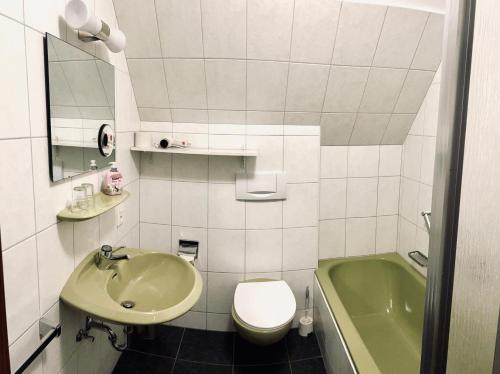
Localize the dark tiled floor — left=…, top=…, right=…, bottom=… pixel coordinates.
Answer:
left=113, top=326, right=326, bottom=374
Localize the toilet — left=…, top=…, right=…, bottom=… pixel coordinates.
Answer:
left=232, top=279, right=296, bottom=346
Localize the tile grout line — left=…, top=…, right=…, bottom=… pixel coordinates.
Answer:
left=170, top=327, right=186, bottom=374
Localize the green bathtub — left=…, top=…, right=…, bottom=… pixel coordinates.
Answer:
left=315, top=253, right=426, bottom=374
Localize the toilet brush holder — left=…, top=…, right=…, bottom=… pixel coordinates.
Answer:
left=299, top=286, right=313, bottom=337
left=299, top=315, right=313, bottom=337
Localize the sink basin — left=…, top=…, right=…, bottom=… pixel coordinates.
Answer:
left=60, top=248, right=203, bottom=325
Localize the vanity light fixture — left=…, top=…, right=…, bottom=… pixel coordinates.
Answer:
left=65, top=0, right=126, bottom=53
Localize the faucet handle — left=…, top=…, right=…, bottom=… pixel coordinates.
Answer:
left=100, top=245, right=112, bottom=257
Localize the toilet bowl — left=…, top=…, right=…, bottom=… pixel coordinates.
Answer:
left=232, top=279, right=296, bottom=346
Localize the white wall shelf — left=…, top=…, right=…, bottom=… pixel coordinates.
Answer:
left=130, top=146, right=258, bottom=157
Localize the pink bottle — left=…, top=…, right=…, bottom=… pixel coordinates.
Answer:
left=102, top=162, right=124, bottom=195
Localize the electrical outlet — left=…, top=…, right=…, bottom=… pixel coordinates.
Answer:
left=116, top=206, right=125, bottom=228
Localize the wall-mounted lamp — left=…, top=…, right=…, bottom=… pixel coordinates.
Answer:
left=65, top=0, right=126, bottom=53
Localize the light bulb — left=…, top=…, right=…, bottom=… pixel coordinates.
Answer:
left=65, top=0, right=101, bottom=35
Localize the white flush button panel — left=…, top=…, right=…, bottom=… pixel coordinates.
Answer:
left=236, top=172, right=287, bottom=201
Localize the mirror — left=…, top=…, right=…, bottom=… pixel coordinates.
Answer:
left=44, top=33, right=115, bottom=182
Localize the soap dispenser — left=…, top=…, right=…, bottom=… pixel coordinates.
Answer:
left=102, top=162, right=124, bottom=196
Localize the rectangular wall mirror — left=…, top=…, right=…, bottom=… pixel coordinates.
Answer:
left=44, top=33, right=116, bottom=182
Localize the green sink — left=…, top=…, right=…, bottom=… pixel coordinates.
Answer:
left=60, top=248, right=203, bottom=325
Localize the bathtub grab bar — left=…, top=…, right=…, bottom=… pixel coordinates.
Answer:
left=408, top=250, right=428, bottom=267
left=421, top=211, right=431, bottom=232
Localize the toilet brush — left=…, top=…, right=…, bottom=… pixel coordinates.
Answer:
left=298, top=287, right=314, bottom=337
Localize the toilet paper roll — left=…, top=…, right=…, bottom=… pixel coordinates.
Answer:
left=298, top=316, right=313, bottom=337
left=134, top=132, right=151, bottom=148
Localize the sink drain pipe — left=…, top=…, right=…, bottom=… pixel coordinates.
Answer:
left=76, top=316, right=130, bottom=352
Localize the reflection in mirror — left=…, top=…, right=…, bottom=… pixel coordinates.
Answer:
left=45, top=33, right=115, bottom=182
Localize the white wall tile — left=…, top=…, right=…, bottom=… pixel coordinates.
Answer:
left=246, top=201, right=283, bottom=229
left=394, top=70, right=435, bottom=114
left=9, top=323, right=40, bottom=373
left=420, top=136, right=436, bottom=185
left=171, top=226, right=208, bottom=271
left=247, top=0, right=294, bottom=61
left=323, top=66, right=370, bottom=112
left=284, top=112, right=321, bottom=127
left=0, top=0, right=23, bottom=21
left=208, top=229, right=245, bottom=272
left=201, top=0, right=246, bottom=59
left=283, top=227, right=318, bottom=270
left=412, top=13, right=445, bottom=71
left=208, top=184, right=245, bottom=229
left=373, top=7, right=428, bottom=68
left=350, top=114, right=391, bottom=145
left=346, top=177, right=378, bottom=217
left=25, top=29, right=47, bottom=138
left=245, top=229, right=283, bottom=273
left=0, top=139, right=36, bottom=248
left=247, top=61, right=288, bottom=111
left=332, top=2, right=387, bottom=66
left=0, top=17, right=29, bottom=139
left=379, top=145, right=402, bottom=176
left=320, top=179, right=346, bottom=220
left=285, top=63, right=330, bottom=112
left=319, top=219, right=345, bottom=259
left=345, top=217, right=376, bottom=256
left=170, top=311, right=207, bottom=330
left=74, top=218, right=100, bottom=265
left=173, top=154, right=208, bottom=182
left=417, top=183, right=432, bottom=230
left=37, top=222, right=74, bottom=314
left=24, top=0, right=65, bottom=37
left=113, top=0, right=162, bottom=58
left=377, top=176, right=400, bottom=216
left=4, top=237, right=39, bottom=345
left=376, top=215, right=398, bottom=252
left=155, top=0, right=203, bottom=58
left=140, top=223, right=172, bottom=253
left=359, top=68, right=407, bottom=113
left=284, top=136, right=320, bottom=183
left=290, top=0, right=341, bottom=64
left=283, top=183, right=319, bottom=227
left=245, top=135, right=284, bottom=173
left=208, top=156, right=241, bottom=183
left=282, top=269, right=315, bottom=310
left=347, top=146, right=379, bottom=177
left=398, top=217, right=416, bottom=254
left=172, top=181, right=208, bottom=227
left=207, top=272, right=243, bottom=313
left=164, top=59, right=207, bottom=109
left=172, top=109, right=209, bottom=124
left=320, top=113, right=356, bottom=146
left=247, top=111, right=284, bottom=126
left=205, top=59, right=246, bottom=110
left=402, top=135, right=423, bottom=180
left=128, top=59, right=170, bottom=108
left=320, top=146, right=348, bottom=179
left=399, top=177, right=419, bottom=224
left=382, top=114, right=416, bottom=145
left=140, top=179, right=172, bottom=224
left=424, top=83, right=440, bottom=137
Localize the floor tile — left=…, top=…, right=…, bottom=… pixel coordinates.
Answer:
left=234, top=363, right=292, bottom=374
left=112, top=351, right=175, bottom=374
left=286, top=330, right=322, bottom=361
left=234, top=335, right=288, bottom=365
left=178, top=329, right=235, bottom=365
left=173, top=360, right=233, bottom=374
left=128, top=325, right=184, bottom=358
left=290, top=358, right=327, bottom=374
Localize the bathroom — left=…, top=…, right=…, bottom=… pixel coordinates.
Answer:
left=0, top=0, right=498, bottom=373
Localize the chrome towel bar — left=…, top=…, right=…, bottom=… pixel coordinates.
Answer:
left=15, top=318, right=61, bottom=374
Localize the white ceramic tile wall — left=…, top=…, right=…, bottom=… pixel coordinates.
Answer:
left=319, top=145, right=402, bottom=260
left=397, top=67, right=441, bottom=273
left=114, top=1, right=444, bottom=146
left=139, top=124, right=320, bottom=331
left=0, top=1, right=141, bottom=372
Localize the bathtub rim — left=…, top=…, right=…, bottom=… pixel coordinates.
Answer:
left=315, top=252, right=426, bottom=374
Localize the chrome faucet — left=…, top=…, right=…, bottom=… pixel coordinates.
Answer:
left=94, top=245, right=129, bottom=270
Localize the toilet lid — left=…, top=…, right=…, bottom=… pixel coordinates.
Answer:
left=234, top=281, right=296, bottom=329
